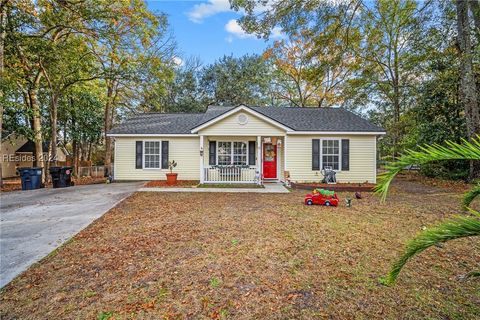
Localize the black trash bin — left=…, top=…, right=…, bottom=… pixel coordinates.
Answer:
left=18, top=167, right=43, bottom=190
left=49, top=166, right=73, bottom=188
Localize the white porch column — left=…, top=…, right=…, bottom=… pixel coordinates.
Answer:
left=257, top=136, right=261, bottom=184
left=199, top=135, right=204, bottom=183
left=284, top=135, right=288, bottom=172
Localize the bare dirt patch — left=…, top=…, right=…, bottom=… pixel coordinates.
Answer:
left=0, top=179, right=478, bottom=319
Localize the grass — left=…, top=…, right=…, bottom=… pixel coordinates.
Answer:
left=0, top=176, right=478, bottom=319
left=197, top=183, right=264, bottom=188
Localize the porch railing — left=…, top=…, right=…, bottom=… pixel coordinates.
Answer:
left=203, top=166, right=258, bottom=183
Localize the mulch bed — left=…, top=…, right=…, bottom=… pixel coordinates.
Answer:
left=0, top=177, right=105, bottom=192
left=397, top=171, right=473, bottom=192
left=74, top=176, right=106, bottom=186
left=291, top=182, right=376, bottom=192
left=0, top=179, right=22, bottom=192
left=143, top=180, right=200, bottom=188
left=0, top=179, right=479, bottom=319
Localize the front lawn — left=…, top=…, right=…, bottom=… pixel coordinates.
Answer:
left=1, top=178, right=478, bottom=319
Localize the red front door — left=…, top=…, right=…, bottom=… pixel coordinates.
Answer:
left=263, top=143, right=277, bottom=179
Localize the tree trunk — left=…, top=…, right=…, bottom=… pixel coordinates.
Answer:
left=103, top=81, right=114, bottom=167
left=456, top=0, right=480, bottom=179
left=50, top=93, right=58, bottom=166
left=87, top=142, right=92, bottom=161
left=0, top=1, right=7, bottom=187
left=73, top=139, right=79, bottom=177
left=29, top=83, right=45, bottom=181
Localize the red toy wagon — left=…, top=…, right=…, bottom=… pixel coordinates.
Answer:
left=305, top=189, right=339, bottom=207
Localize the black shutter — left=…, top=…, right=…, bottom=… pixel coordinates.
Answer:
left=135, top=141, right=143, bottom=169
left=248, top=141, right=256, bottom=165
left=341, top=139, right=350, bottom=171
left=161, top=141, right=169, bottom=169
left=209, top=141, right=216, bottom=165
left=312, top=139, right=320, bottom=170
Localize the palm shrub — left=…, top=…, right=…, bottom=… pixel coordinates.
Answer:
left=375, top=137, right=480, bottom=286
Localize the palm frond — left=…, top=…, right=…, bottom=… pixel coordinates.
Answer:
left=463, top=271, right=480, bottom=279
left=381, top=216, right=480, bottom=286
left=375, top=137, right=480, bottom=201
left=463, top=184, right=480, bottom=210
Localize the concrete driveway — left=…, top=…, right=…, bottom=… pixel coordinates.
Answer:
left=0, top=182, right=142, bottom=288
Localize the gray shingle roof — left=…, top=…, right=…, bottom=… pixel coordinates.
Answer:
left=109, top=113, right=204, bottom=134
left=109, top=106, right=384, bottom=135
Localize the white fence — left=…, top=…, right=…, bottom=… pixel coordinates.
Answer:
left=204, top=166, right=257, bottom=183
left=78, top=165, right=112, bottom=178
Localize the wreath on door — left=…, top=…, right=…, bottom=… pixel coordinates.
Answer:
left=265, top=147, right=275, bottom=160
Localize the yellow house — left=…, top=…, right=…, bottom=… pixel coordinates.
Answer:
left=108, top=105, right=385, bottom=184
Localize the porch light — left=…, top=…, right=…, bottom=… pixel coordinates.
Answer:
left=277, top=139, right=282, bottom=147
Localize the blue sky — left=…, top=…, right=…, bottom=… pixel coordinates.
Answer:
left=146, top=0, right=282, bottom=65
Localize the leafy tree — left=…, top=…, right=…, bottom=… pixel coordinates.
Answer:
left=40, top=35, right=100, bottom=164
left=411, top=46, right=468, bottom=179
left=200, top=54, right=273, bottom=106
left=159, top=57, right=206, bottom=113
left=2, top=0, right=176, bottom=176
left=375, top=137, right=480, bottom=285
left=89, top=2, right=174, bottom=166
left=263, top=29, right=359, bottom=107
left=233, top=0, right=362, bottom=108
left=455, top=0, right=480, bottom=179
left=58, top=84, right=103, bottom=170
left=3, top=0, right=53, bottom=172
left=356, top=0, right=431, bottom=158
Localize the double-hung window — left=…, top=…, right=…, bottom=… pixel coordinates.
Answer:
left=144, top=141, right=160, bottom=169
left=217, top=141, right=247, bottom=165
left=322, top=139, right=340, bottom=170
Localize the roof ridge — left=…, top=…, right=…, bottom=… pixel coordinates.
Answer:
left=132, top=112, right=205, bottom=115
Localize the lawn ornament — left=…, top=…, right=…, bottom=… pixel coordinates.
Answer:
left=305, top=188, right=339, bottom=207
left=345, top=198, right=352, bottom=207
left=355, top=192, right=362, bottom=199
left=321, top=166, right=336, bottom=184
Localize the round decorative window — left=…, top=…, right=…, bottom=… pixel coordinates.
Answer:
left=237, top=113, right=249, bottom=125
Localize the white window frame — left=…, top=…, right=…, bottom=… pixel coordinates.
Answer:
left=320, top=138, right=342, bottom=172
left=143, top=140, right=162, bottom=170
left=216, top=141, right=249, bottom=166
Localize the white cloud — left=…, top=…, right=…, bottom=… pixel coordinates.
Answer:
left=224, top=19, right=284, bottom=41
left=224, top=19, right=256, bottom=39
left=173, top=56, right=183, bottom=66
left=187, top=0, right=232, bottom=23
left=270, top=26, right=284, bottom=39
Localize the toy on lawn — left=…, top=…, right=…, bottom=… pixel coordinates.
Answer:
left=305, top=188, right=339, bottom=207
left=345, top=198, right=352, bottom=207
left=355, top=191, right=362, bottom=199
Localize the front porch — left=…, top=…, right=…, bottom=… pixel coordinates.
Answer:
left=199, top=135, right=285, bottom=184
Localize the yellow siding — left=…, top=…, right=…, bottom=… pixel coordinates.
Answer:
left=286, top=135, right=377, bottom=183
left=114, top=137, right=200, bottom=180
left=198, top=111, right=286, bottom=136
left=202, top=136, right=285, bottom=180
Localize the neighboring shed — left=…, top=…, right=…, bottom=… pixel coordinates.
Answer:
left=1, top=133, right=69, bottom=178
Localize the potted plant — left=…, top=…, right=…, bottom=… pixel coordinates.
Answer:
left=166, top=160, right=178, bottom=185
